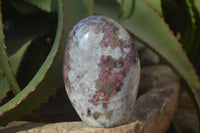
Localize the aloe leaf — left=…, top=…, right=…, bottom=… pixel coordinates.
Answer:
left=24, top=0, right=57, bottom=12
left=144, top=0, right=163, bottom=16
left=0, top=76, right=11, bottom=103
left=9, top=41, right=32, bottom=74
left=0, top=1, right=62, bottom=126
left=0, top=0, right=93, bottom=126
left=116, top=0, right=124, bottom=18
left=0, top=41, right=31, bottom=104
left=117, top=0, right=133, bottom=18
left=0, top=5, right=20, bottom=95
left=188, top=0, right=200, bottom=59
left=194, top=0, right=200, bottom=15
left=94, top=0, right=200, bottom=119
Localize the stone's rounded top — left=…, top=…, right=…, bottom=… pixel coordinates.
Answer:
left=63, top=15, right=140, bottom=128
left=68, top=15, right=131, bottom=47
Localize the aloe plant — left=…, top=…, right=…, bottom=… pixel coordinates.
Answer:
left=0, top=0, right=200, bottom=132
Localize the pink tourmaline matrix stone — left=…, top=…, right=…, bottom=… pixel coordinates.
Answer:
left=63, top=16, right=140, bottom=128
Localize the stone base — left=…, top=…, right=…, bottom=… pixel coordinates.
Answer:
left=0, top=65, right=180, bottom=133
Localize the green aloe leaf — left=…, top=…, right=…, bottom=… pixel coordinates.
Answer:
left=94, top=0, right=200, bottom=120
left=0, top=1, right=62, bottom=126
left=9, top=41, right=32, bottom=74
left=0, top=76, right=11, bottom=103
left=117, top=0, right=133, bottom=18
left=0, top=40, right=31, bottom=104
left=0, top=0, right=93, bottom=126
left=0, top=6, right=20, bottom=95
left=144, top=0, right=163, bottom=16
left=188, top=0, right=200, bottom=59
left=24, top=0, right=58, bottom=12
left=194, top=0, right=200, bottom=15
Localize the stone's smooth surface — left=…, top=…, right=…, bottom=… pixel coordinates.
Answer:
left=63, top=16, right=140, bottom=127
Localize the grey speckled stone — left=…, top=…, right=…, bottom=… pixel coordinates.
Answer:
left=63, top=16, right=140, bottom=127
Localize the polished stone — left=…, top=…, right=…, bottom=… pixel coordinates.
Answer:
left=63, top=16, right=140, bottom=127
